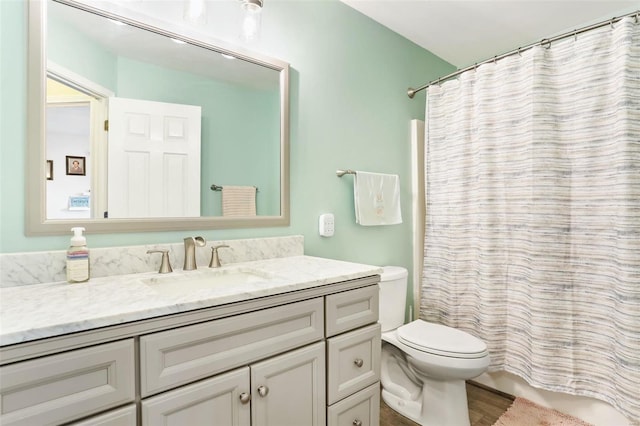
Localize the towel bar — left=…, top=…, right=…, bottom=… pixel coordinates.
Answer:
left=336, top=169, right=356, bottom=177
left=210, top=184, right=259, bottom=192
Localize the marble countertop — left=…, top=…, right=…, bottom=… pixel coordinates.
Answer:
left=0, top=255, right=382, bottom=346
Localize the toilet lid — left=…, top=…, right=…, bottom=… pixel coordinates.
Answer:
left=397, top=320, right=488, bottom=359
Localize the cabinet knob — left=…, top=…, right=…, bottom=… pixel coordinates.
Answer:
left=239, top=392, right=251, bottom=404
left=257, top=385, right=269, bottom=397
left=353, top=420, right=363, bottom=426
left=354, top=358, right=364, bottom=368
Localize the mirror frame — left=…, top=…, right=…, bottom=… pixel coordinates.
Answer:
left=27, top=0, right=290, bottom=235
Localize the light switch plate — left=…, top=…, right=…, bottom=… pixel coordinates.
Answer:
left=319, top=213, right=335, bottom=237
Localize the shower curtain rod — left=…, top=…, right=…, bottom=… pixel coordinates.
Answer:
left=407, top=10, right=639, bottom=99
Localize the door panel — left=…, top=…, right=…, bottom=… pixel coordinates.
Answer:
left=141, top=367, right=250, bottom=426
left=107, top=97, right=201, bottom=218
left=251, top=342, right=326, bottom=426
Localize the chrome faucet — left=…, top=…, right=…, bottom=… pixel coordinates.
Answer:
left=183, top=236, right=206, bottom=270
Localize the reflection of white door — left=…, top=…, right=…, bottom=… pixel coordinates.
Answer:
left=108, top=97, right=201, bottom=218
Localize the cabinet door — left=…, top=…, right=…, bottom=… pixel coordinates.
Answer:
left=141, top=367, right=250, bottom=426
left=251, top=342, right=326, bottom=426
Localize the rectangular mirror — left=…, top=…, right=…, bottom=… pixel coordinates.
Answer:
left=27, top=0, right=290, bottom=235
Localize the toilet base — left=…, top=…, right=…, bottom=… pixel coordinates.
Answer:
left=382, top=388, right=422, bottom=424
left=382, top=377, right=471, bottom=426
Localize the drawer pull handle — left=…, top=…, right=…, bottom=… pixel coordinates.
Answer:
left=239, top=392, right=251, bottom=404
left=353, top=420, right=363, bottom=426
left=257, top=385, right=269, bottom=397
left=354, top=358, right=364, bottom=368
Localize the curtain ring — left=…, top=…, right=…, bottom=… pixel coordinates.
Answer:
left=635, top=13, right=638, bottom=24
left=517, top=47, right=521, bottom=56
left=610, top=18, right=615, bottom=29
left=493, top=55, right=497, bottom=64
left=574, top=30, right=578, bottom=42
left=541, top=38, right=551, bottom=49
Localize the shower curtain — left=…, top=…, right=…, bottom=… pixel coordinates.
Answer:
left=421, top=16, right=639, bottom=421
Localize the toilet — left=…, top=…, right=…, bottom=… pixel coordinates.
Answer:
left=379, top=266, right=490, bottom=426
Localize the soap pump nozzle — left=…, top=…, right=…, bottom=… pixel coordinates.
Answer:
left=70, top=227, right=87, bottom=246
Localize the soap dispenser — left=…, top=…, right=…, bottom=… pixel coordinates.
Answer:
left=67, top=227, right=89, bottom=283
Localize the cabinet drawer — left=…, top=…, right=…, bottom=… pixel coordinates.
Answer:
left=140, top=297, right=324, bottom=396
left=0, top=339, right=135, bottom=426
left=70, top=405, right=137, bottom=426
left=327, top=382, right=380, bottom=426
left=327, top=323, right=381, bottom=405
left=326, top=285, right=379, bottom=337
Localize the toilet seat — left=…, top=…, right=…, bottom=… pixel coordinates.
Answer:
left=397, top=320, right=488, bottom=359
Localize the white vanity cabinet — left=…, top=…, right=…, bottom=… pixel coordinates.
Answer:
left=139, top=298, right=324, bottom=397
left=0, top=275, right=380, bottom=426
left=141, top=341, right=326, bottom=426
left=139, top=298, right=326, bottom=426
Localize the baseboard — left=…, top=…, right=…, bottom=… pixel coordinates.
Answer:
left=467, top=380, right=516, bottom=401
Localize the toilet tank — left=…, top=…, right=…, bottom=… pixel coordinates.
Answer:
left=378, top=266, right=408, bottom=332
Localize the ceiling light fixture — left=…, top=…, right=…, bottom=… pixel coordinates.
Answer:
left=240, top=0, right=263, bottom=42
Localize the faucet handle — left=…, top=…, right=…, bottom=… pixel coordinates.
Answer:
left=147, top=249, right=173, bottom=274
left=209, top=245, right=230, bottom=268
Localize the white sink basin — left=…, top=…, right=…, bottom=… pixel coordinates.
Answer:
left=142, top=267, right=273, bottom=296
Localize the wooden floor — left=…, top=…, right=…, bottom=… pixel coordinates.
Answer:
left=380, top=381, right=515, bottom=426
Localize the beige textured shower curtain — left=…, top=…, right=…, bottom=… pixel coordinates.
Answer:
left=420, top=16, right=639, bottom=421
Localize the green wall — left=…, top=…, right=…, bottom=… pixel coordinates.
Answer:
left=0, top=0, right=454, bottom=305
left=47, top=8, right=117, bottom=90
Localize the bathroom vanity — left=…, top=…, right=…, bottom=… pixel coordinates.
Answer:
left=0, top=255, right=382, bottom=426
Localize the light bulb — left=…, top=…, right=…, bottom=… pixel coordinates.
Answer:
left=241, top=1, right=262, bottom=41
left=184, top=0, right=206, bottom=25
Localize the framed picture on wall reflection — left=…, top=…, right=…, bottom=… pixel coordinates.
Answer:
left=46, top=160, right=53, bottom=180
left=66, top=156, right=86, bottom=176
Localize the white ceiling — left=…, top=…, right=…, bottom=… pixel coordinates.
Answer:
left=339, top=0, right=640, bottom=68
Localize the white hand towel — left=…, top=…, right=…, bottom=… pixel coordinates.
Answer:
left=222, top=186, right=256, bottom=217
left=353, top=171, right=402, bottom=226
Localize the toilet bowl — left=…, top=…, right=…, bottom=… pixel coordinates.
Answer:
left=379, top=266, right=490, bottom=426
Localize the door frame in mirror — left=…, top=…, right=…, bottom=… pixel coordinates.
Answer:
left=26, top=0, right=290, bottom=235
